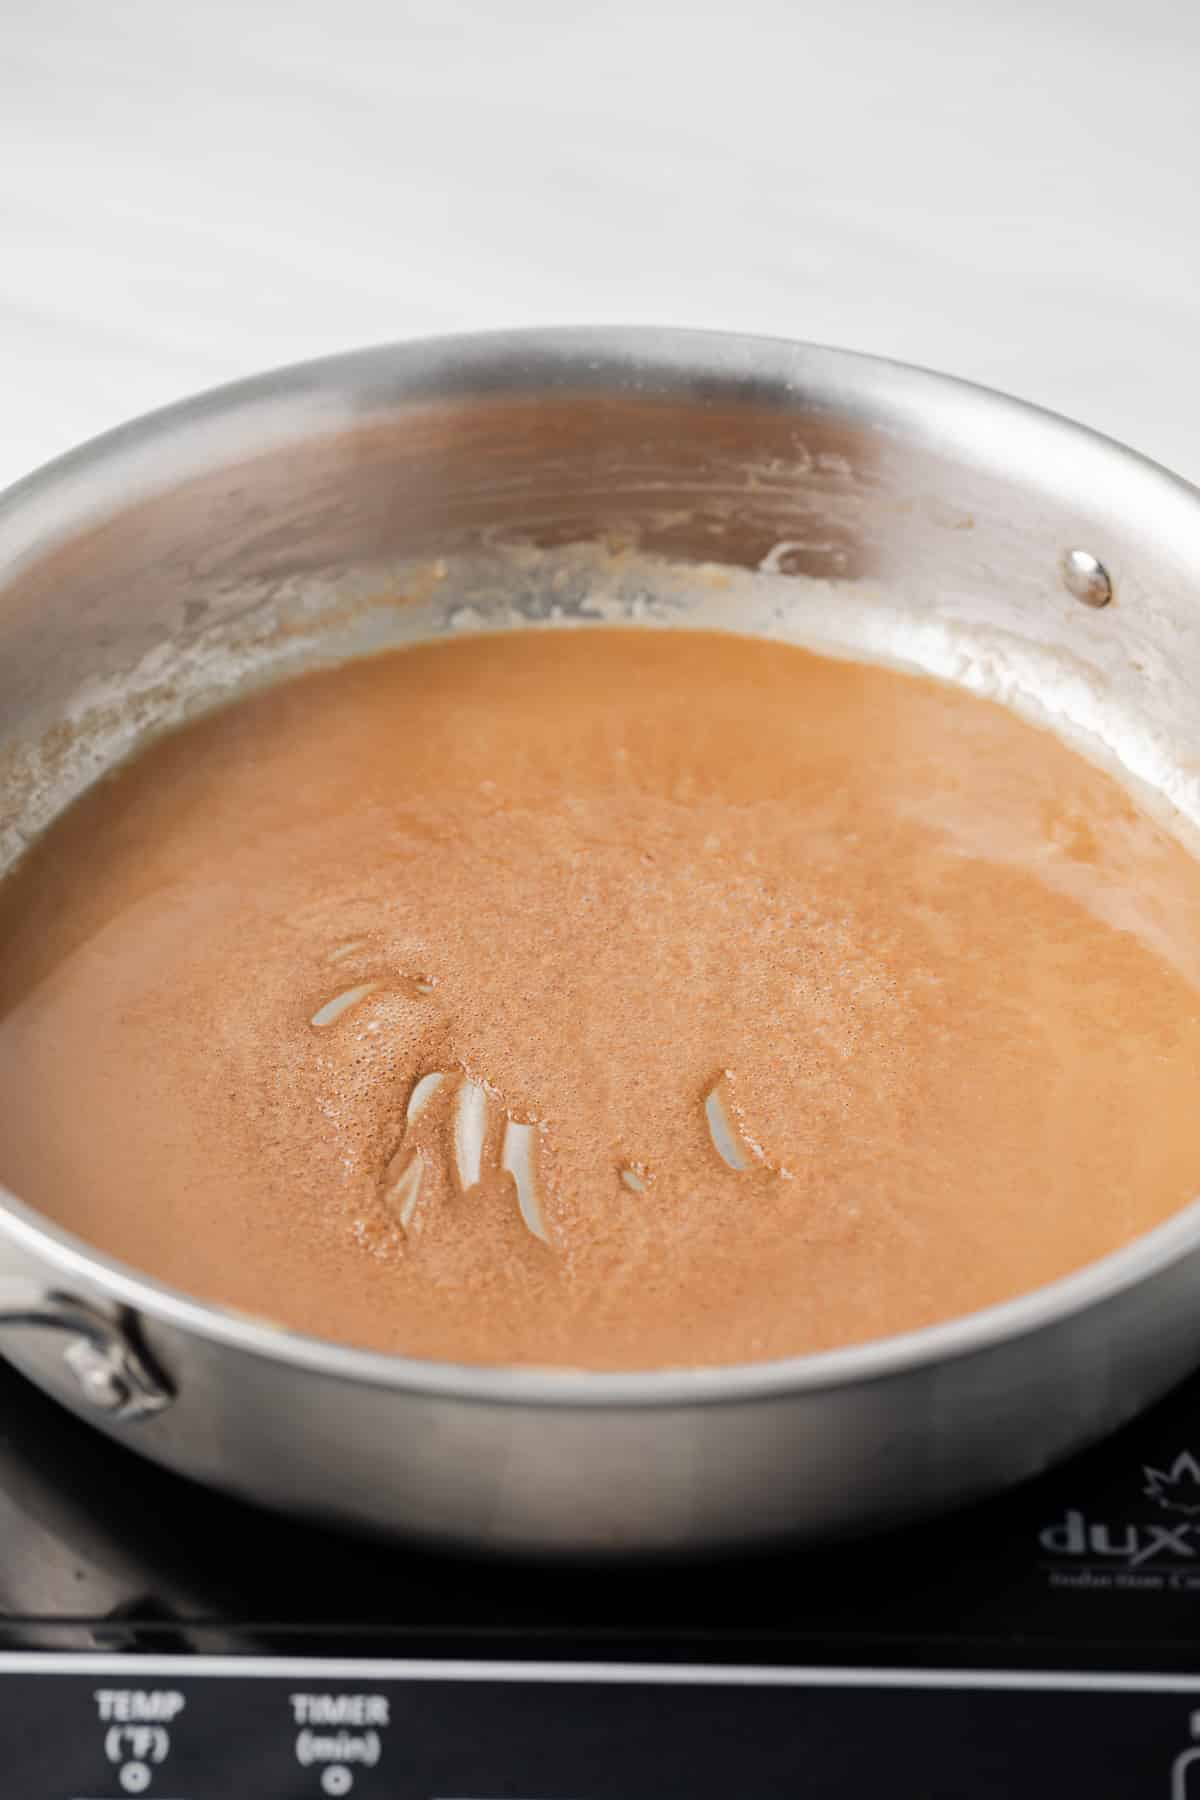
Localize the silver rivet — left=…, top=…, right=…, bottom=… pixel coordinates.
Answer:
left=1061, top=548, right=1112, bottom=608
left=79, top=1360, right=128, bottom=1411
left=64, top=1337, right=131, bottom=1412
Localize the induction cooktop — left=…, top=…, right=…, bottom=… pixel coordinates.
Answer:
left=4, top=1353, right=1200, bottom=1796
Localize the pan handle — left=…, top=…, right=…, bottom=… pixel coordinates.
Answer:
left=0, top=1284, right=173, bottom=1420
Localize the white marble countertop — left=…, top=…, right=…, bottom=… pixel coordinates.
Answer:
left=3, top=0, right=1199, bottom=492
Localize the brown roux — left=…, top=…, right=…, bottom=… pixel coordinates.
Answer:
left=0, top=628, right=1199, bottom=1369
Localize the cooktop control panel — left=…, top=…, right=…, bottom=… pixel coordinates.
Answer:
left=6, top=1656, right=1200, bottom=1799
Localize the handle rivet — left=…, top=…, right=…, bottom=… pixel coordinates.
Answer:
left=1061, top=548, right=1112, bottom=608
left=64, top=1338, right=133, bottom=1412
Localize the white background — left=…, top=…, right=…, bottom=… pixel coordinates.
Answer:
left=2, top=0, right=1199, bottom=490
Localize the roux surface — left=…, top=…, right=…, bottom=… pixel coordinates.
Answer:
left=1, top=627, right=1199, bottom=1368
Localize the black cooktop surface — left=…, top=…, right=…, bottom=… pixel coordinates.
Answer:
left=6, top=1359, right=1200, bottom=1796
left=6, top=1352, right=1200, bottom=1661
left=4, top=1354, right=1200, bottom=1664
